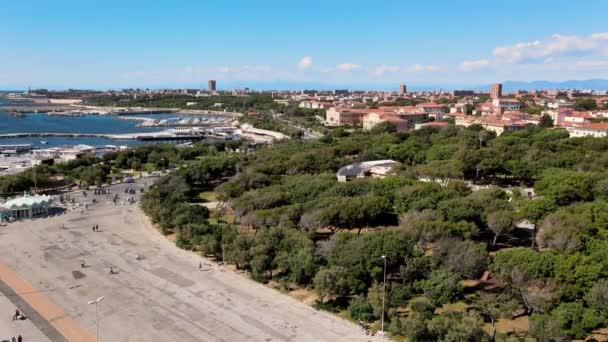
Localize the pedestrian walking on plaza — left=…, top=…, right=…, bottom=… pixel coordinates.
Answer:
left=13, top=309, right=20, bottom=320
left=17, top=334, right=22, bottom=342
left=12, top=336, right=16, bottom=342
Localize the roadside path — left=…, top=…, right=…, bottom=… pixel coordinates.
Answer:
left=0, top=262, right=94, bottom=342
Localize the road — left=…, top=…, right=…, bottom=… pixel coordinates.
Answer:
left=0, top=180, right=378, bottom=342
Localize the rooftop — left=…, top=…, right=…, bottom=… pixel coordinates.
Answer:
left=2, top=193, right=53, bottom=209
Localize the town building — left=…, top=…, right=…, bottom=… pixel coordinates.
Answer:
left=325, top=107, right=366, bottom=126
left=362, top=113, right=408, bottom=132
left=31, top=144, right=97, bottom=161
left=452, top=114, right=528, bottom=135
left=399, top=84, right=407, bottom=95
left=547, top=99, right=574, bottom=109
left=1, top=193, right=53, bottom=219
left=492, top=98, right=521, bottom=112
left=208, top=80, right=217, bottom=92
left=336, top=160, right=400, bottom=182
left=490, top=83, right=503, bottom=99
left=416, top=103, right=446, bottom=119
left=299, top=100, right=333, bottom=109
left=567, top=123, right=608, bottom=138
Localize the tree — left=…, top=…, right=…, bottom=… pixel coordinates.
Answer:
left=532, top=302, right=601, bottom=340
left=477, top=292, right=518, bottom=340
left=491, top=247, right=555, bottom=282
left=427, top=312, right=489, bottom=342
left=369, top=121, right=397, bottom=134
left=574, top=98, right=597, bottom=111
left=537, top=210, right=588, bottom=253
left=417, top=270, right=463, bottom=306
left=276, top=246, right=318, bottom=285
left=586, top=279, right=608, bottom=318
left=529, top=313, right=567, bottom=342
left=486, top=209, right=515, bottom=246
left=313, top=266, right=350, bottom=303
left=402, top=298, right=437, bottom=341
left=538, top=114, right=554, bottom=128
left=518, top=198, right=556, bottom=248
left=348, top=296, right=375, bottom=322
left=435, top=239, right=487, bottom=279
left=224, top=235, right=252, bottom=269
left=534, top=170, right=595, bottom=205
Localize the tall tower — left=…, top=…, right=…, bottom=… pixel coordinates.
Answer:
left=490, top=83, right=502, bottom=99
left=208, top=80, right=217, bottom=92
left=399, top=84, right=407, bottom=95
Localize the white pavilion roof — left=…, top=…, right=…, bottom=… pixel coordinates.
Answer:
left=2, top=194, right=53, bottom=209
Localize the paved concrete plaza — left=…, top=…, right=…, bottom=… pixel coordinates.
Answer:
left=0, top=180, right=377, bottom=342
left=0, top=291, right=51, bottom=342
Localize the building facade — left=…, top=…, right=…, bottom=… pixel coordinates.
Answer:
left=208, top=80, right=217, bottom=92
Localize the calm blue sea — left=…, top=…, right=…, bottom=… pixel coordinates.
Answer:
left=0, top=99, right=224, bottom=148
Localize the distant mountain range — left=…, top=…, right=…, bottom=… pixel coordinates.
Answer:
left=498, top=79, right=608, bottom=92
left=215, top=79, right=608, bottom=92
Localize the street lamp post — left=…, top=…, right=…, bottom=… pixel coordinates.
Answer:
left=381, top=255, right=387, bottom=336
left=88, top=296, right=104, bottom=341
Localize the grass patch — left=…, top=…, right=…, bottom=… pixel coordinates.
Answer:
left=198, top=191, right=217, bottom=202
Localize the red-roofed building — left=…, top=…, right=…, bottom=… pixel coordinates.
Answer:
left=326, top=106, right=428, bottom=130
left=325, top=107, right=366, bottom=126
left=362, top=112, right=409, bottom=132
left=567, top=123, right=608, bottom=138
left=454, top=114, right=528, bottom=135
left=416, top=103, right=446, bottom=118
left=492, top=98, right=521, bottom=112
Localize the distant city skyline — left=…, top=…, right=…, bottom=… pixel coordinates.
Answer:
left=2, top=0, right=608, bottom=89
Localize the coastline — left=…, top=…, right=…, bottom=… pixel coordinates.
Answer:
left=0, top=103, right=243, bottom=118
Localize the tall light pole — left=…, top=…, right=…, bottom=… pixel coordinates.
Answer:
left=381, top=255, right=387, bottom=336
left=88, top=296, right=104, bottom=341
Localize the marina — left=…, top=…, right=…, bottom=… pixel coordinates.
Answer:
left=0, top=109, right=236, bottom=147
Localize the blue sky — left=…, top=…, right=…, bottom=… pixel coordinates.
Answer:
left=1, top=0, right=608, bottom=89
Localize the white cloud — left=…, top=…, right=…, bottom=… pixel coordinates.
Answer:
left=371, top=64, right=401, bottom=76
left=219, top=65, right=270, bottom=73
left=408, top=64, right=440, bottom=72
left=298, top=56, right=313, bottom=70
left=336, top=63, right=361, bottom=71
left=493, top=32, right=608, bottom=64
left=459, top=59, right=489, bottom=71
